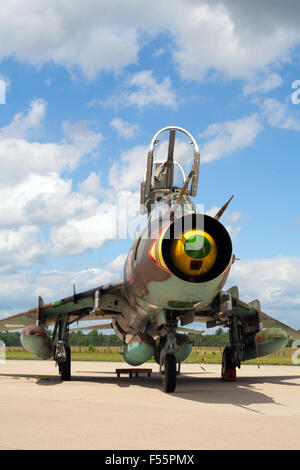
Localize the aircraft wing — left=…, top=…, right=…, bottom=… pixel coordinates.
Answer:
left=259, top=312, right=300, bottom=340
left=0, top=281, right=123, bottom=331
left=228, top=286, right=300, bottom=340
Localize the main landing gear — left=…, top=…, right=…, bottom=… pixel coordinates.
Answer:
left=57, top=344, right=71, bottom=381
left=221, top=347, right=237, bottom=382
left=221, top=316, right=244, bottom=382
left=53, top=315, right=71, bottom=381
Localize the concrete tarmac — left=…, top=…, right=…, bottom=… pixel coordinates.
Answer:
left=0, top=360, right=299, bottom=450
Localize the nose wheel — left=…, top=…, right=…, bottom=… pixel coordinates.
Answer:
left=162, top=353, right=177, bottom=393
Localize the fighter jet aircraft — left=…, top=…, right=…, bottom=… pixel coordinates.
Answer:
left=0, top=126, right=299, bottom=392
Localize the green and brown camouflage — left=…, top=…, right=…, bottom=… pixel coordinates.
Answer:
left=0, top=127, right=299, bottom=391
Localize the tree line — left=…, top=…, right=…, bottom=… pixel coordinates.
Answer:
left=0, top=330, right=123, bottom=347
left=0, top=328, right=230, bottom=347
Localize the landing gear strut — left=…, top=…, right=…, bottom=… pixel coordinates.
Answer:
left=159, top=315, right=181, bottom=393
left=53, top=315, right=71, bottom=381
left=58, top=345, right=71, bottom=381
left=221, top=316, right=244, bottom=382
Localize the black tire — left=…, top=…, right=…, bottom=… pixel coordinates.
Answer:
left=60, top=346, right=71, bottom=381
left=162, top=353, right=177, bottom=393
left=221, top=347, right=235, bottom=380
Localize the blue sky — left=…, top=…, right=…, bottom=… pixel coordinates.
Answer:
left=0, top=0, right=299, bottom=329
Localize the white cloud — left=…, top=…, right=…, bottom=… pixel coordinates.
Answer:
left=49, top=189, right=142, bottom=256
left=169, top=1, right=300, bottom=81
left=109, top=145, right=148, bottom=191
left=226, top=256, right=300, bottom=329
left=197, top=98, right=299, bottom=166
left=110, top=118, right=139, bottom=139
left=0, top=173, right=101, bottom=228
left=108, top=254, right=127, bottom=272
left=0, top=255, right=126, bottom=313
left=0, top=104, right=103, bottom=188
left=205, top=206, right=242, bottom=241
left=0, top=79, right=6, bottom=104
left=243, top=73, right=283, bottom=96
left=260, top=98, right=300, bottom=131
left=199, top=114, right=262, bottom=162
left=0, top=226, right=48, bottom=272
left=0, top=100, right=145, bottom=260
left=0, top=100, right=104, bottom=230
left=0, top=1, right=142, bottom=80
left=206, top=204, right=240, bottom=222
left=50, top=203, right=118, bottom=256
left=0, top=98, right=46, bottom=139
left=225, top=224, right=241, bottom=240
left=205, top=206, right=220, bottom=217
left=105, top=71, right=177, bottom=110
left=0, top=75, right=10, bottom=105
left=126, top=71, right=177, bottom=109
left=0, top=1, right=299, bottom=83
left=225, top=212, right=243, bottom=224
left=79, top=172, right=102, bottom=197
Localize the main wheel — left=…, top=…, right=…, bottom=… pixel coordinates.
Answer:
left=221, top=347, right=236, bottom=382
left=59, top=346, right=71, bottom=381
left=162, top=353, right=177, bottom=393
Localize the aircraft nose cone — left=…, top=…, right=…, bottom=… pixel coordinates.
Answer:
left=184, top=233, right=211, bottom=259
left=170, top=229, right=217, bottom=276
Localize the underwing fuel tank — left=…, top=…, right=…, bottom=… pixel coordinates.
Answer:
left=176, top=334, right=193, bottom=362
left=243, top=328, right=288, bottom=361
left=123, top=334, right=156, bottom=366
left=126, top=212, right=232, bottom=310
left=20, top=325, right=53, bottom=360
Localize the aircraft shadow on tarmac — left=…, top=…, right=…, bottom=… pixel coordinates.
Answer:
left=1, top=368, right=299, bottom=411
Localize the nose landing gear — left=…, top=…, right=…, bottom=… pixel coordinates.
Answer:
left=159, top=323, right=181, bottom=393
left=162, top=353, right=177, bottom=393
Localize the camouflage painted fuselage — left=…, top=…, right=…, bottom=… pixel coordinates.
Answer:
left=121, top=194, right=233, bottom=337
left=0, top=125, right=297, bottom=381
